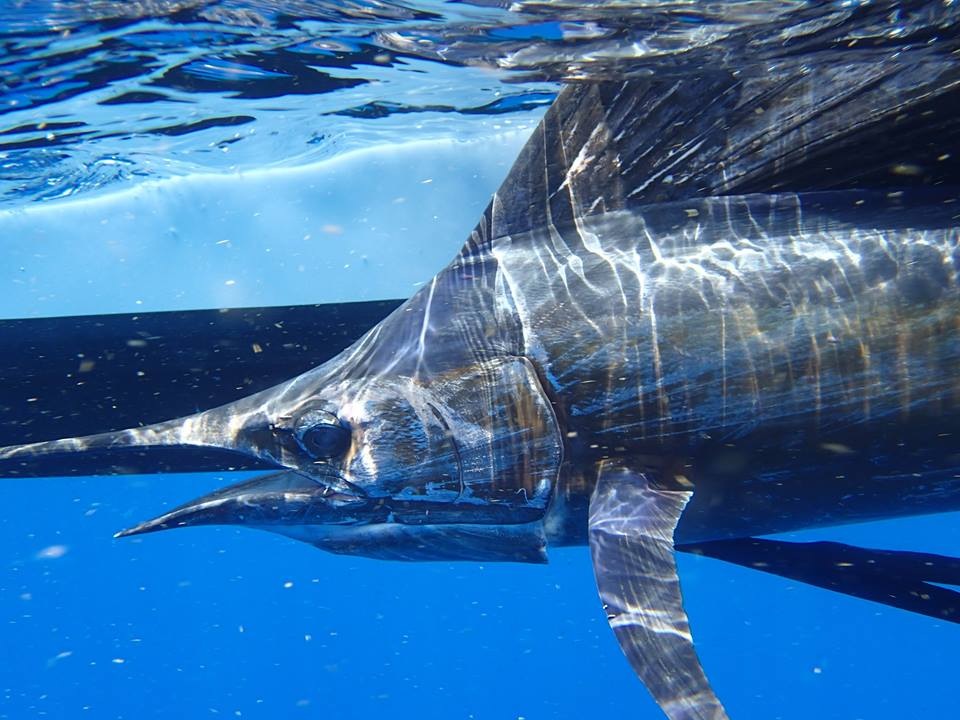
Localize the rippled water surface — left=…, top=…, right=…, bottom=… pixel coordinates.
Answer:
left=2, top=0, right=956, bottom=205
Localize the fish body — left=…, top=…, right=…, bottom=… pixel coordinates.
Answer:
left=504, top=193, right=960, bottom=545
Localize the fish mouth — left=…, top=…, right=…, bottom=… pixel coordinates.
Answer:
left=0, top=438, right=283, bottom=478
left=114, top=467, right=371, bottom=538
left=0, top=397, right=284, bottom=479
left=0, top=396, right=374, bottom=538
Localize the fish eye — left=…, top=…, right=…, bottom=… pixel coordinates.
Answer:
left=294, top=409, right=351, bottom=460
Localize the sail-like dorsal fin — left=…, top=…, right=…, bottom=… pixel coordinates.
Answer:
left=0, top=300, right=402, bottom=446
left=463, top=56, right=959, bottom=251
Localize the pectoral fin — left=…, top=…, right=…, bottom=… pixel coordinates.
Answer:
left=588, top=465, right=727, bottom=720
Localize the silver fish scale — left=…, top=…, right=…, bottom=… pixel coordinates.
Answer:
left=487, top=193, right=960, bottom=451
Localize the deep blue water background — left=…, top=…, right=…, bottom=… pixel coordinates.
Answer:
left=3, top=2, right=960, bottom=718
left=3, top=473, right=960, bottom=719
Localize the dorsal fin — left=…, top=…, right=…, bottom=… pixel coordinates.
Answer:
left=465, top=57, right=960, bottom=248
left=0, top=300, right=401, bottom=446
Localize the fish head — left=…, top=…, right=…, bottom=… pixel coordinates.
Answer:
left=1, top=355, right=562, bottom=562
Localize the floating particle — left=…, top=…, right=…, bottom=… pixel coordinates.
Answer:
left=47, top=650, right=73, bottom=667
left=36, top=545, right=68, bottom=560
left=890, top=163, right=923, bottom=176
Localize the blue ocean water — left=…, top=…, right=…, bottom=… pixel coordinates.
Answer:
left=2, top=2, right=960, bottom=719
left=3, top=474, right=959, bottom=719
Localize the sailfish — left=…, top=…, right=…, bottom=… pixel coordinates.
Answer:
left=3, top=48, right=960, bottom=719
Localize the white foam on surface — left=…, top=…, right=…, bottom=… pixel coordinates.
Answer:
left=1, top=131, right=532, bottom=319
